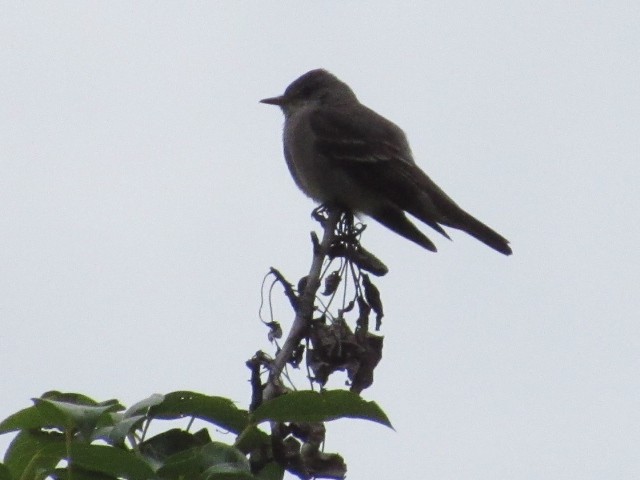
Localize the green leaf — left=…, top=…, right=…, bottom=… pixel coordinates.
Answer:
left=202, top=463, right=255, bottom=480
left=125, top=394, right=165, bottom=417
left=138, top=428, right=211, bottom=469
left=0, top=406, right=51, bottom=435
left=93, top=414, right=146, bottom=446
left=150, top=391, right=249, bottom=434
left=157, top=442, right=250, bottom=479
left=3, top=430, right=66, bottom=480
left=254, top=461, right=284, bottom=480
left=50, top=466, right=117, bottom=480
left=234, top=425, right=270, bottom=454
left=40, top=391, right=99, bottom=405
left=33, top=398, right=121, bottom=440
left=0, top=463, right=13, bottom=480
left=4, top=431, right=154, bottom=480
left=251, top=390, right=393, bottom=428
left=67, top=444, right=154, bottom=480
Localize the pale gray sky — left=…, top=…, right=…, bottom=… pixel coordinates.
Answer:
left=1, top=2, right=639, bottom=479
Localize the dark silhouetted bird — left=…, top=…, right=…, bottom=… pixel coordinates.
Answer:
left=261, top=69, right=512, bottom=255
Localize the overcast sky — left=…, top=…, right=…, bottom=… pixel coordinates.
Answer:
left=1, top=2, right=639, bottom=479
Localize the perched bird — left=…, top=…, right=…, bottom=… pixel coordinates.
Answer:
left=261, top=69, right=512, bottom=255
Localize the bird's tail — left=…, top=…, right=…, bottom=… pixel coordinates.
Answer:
left=449, top=209, right=512, bottom=255
left=370, top=205, right=438, bottom=252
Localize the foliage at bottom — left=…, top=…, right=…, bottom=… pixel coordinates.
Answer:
left=0, top=389, right=390, bottom=480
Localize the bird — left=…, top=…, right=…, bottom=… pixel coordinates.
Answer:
left=260, top=69, right=512, bottom=255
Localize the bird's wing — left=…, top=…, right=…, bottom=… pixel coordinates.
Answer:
left=310, top=106, right=456, bottom=237
left=310, top=106, right=415, bottom=165
left=310, top=106, right=512, bottom=255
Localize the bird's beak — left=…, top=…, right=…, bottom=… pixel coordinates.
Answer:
left=260, top=95, right=286, bottom=106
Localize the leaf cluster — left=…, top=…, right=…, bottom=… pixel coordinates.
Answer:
left=0, top=389, right=390, bottom=480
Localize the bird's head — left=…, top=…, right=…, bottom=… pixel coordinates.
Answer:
left=260, top=69, right=357, bottom=116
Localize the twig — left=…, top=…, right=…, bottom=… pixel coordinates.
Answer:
left=263, top=207, right=342, bottom=402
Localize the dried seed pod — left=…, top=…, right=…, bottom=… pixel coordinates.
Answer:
left=322, top=270, right=342, bottom=296
left=356, top=295, right=371, bottom=333
left=266, top=321, right=283, bottom=342
left=289, top=344, right=305, bottom=368
left=362, top=274, right=384, bottom=329
left=329, top=244, right=388, bottom=276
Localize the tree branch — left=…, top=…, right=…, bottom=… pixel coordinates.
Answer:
left=263, top=207, right=342, bottom=402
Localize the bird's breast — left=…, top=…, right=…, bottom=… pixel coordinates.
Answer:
left=283, top=109, right=377, bottom=213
